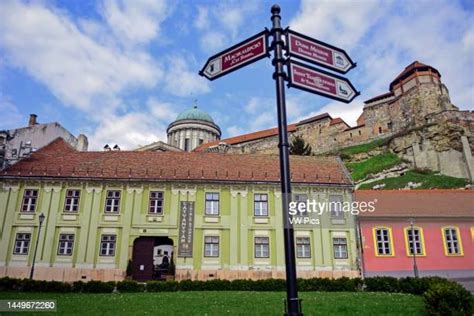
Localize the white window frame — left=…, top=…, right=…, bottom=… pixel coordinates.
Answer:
left=104, top=191, right=121, bottom=213
left=21, top=189, right=38, bottom=212
left=14, top=233, right=31, bottom=255
left=444, top=228, right=460, bottom=255
left=296, top=237, right=311, bottom=258
left=375, top=228, right=391, bottom=255
left=149, top=191, right=164, bottom=214
left=204, top=236, right=219, bottom=257
left=205, top=192, right=220, bottom=216
left=64, top=189, right=81, bottom=212
left=254, top=193, right=268, bottom=217
left=407, top=228, right=423, bottom=255
left=254, top=237, right=269, bottom=258
left=100, top=234, right=116, bottom=256
left=329, top=195, right=344, bottom=218
left=57, top=234, right=75, bottom=256
left=333, top=237, right=348, bottom=259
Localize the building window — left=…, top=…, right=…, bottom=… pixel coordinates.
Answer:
left=333, top=237, right=348, bottom=259
left=443, top=227, right=462, bottom=255
left=358, top=130, right=362, bottom=136
left=329, top=195, right=344, bottom=218
left=105, top=190, right=121, bottom=213
left=199, top=139, right=204, bottom=145
left=387, top=122, right=393, bottom=129
left=255, top=237, right=269, bottom=258
left=204, top=236, right=219, bottom=257
left=296, top=237, right=311, bottom=258
left=64, top=190, right=80, bottom=212
left=374, top=227, right=393, bottom=256
left=21, top=189, right=38, bottom=212
left=350, top=132, right=353, bottom=138
left=149, top=191, right=164, bottom=214
left=184, top=138, right=190, bottom=151
left=254, top=194, right=268, bottom=216
left=13, top=233, right=31, bottom=255
left=378, top=127, right=382, bottom=134
left=405, top=227, right=424, bottom=256
left=57, top=234, right=74, bottom=256
left=100, top=235, right=116, bottom=256
left=205, top=192, right=219, bottom=215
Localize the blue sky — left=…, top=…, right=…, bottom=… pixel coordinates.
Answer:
left=1, top=0, right=473, bottom=149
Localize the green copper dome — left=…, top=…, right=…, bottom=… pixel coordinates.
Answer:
left=175, top=105, right=214, bottom=123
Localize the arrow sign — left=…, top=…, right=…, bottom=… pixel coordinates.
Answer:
left=199, top=30, right=269, bottom=81
left=288, top=60, right=359, bottom=103
left=286, top=29, right=355, bottom=74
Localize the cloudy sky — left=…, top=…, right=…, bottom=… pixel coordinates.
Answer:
left=1, top=0, right=473, bottom=149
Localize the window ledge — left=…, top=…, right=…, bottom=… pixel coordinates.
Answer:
left=204, top=216, right=220, bottom=223
left=19, top=213, right=34, bottom=220
left=62, top=214, right=78, bottom=221
left=103, top=214, right=120, bottom=222
left=331, top=218, right=346, bottom=225
left=147, top=215, right=163, bottom=222
left=253, top=217, right=269, bottom=224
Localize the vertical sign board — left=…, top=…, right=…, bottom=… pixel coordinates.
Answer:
left=200, top=30, right=269, bottom=80
left=288, top=61, right=359, bottom=103
left=178, top=201, right=195, bottom=257
left=286, top=29, right=356, bottom=74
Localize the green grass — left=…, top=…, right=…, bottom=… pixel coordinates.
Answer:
left=0, top=291, right=425, bottom=315
left=358, top=170, right=469, bottom=190
left=346, top=153, right=402, bottom=181
left=339, top=139, right=387, bottom=156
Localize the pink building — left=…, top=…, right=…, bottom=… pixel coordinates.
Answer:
left=356, top=190, right=474, bottom=284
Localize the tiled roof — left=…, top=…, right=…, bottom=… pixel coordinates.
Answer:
left=364, top=91, right=394, bottom=104
left=296, top=113, right=332, bottom=126
left=329, top=117, right=349, bottom=126
left=389, top=61, right=441, bottom=90
left=356, top=190, right=474, bottom=218
left=1, top=138, right=352, bottom=185
left=194, top=124, right=297, bottom=152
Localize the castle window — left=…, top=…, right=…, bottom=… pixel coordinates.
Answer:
left=358, top=130, right=362, bottom=136
left=100, top=234, right=116, bottom=256
left=57, top=234, right=75, bottom=256
left=443, top=227, right=463, bottom=256
left=296, top=237, right=311, bottom=258
left=374, top=227, right=393, bottom=256
left=387, top=122, right=393, bottom=129
left=254, top=237, right=269, bottom=258
left=199, top=139, right=204, bottom=145
left=204, top=236, right=219, bottom=257
left=378, top=127, right=382, bottom=134
left=149, top=191, right=164, bottom=214
left=205, top=192, right=220, bottom=215
left=13, top=233, right=31, bottom=255
left=350, top=132, right=353, bottom=138
left=333, top=237, right=348, bottom=259
left=254, top=193, right=268, bottom=216
left=105, top=190, right=121, bottom=213
left=64, top=190, right=80, bottom=212
left=21, top=189, right=38, bottom=212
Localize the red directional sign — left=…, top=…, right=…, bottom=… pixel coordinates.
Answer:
left=286, top=29, right=355, bottom=74
left=200, top=30, right=269, bottom=81
left=287, top=60, right=359, bottom=103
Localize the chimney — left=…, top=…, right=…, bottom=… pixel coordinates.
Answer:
left=77, top=134, right=88, bottom=151
left=28, top=114, right=38, bottom=127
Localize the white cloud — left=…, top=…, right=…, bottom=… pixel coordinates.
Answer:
left=147, top=98, right=178, bottom=122
left=200, top=31, right=227, bottom=54
left=100, top=0, right=172, bottom=47
left=0, top=1, right=162, bottom=112
left=163, top=55, right=210, bottom=97
left=195, top=6, right=210, bottom=30
left=89, top=111, right=168, bottom=150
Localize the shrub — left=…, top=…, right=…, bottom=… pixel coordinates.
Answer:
left=117, top=280, right=145, bottom=293
left=364, top=276, right=400, bottom=293
left=82, top=280, right=116, bottom=293
left=423, top=282, right=473, bottom=316
left=72, top=281, right=85, bottom=293
left=146, top=281, right=178, bottom=292
left=0, top=277, right=18, bottom=291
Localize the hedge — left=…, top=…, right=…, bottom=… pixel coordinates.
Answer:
left=0, top=276, right=471, bottom=315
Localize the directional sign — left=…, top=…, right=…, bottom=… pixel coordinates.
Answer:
left=287, top=60, right=359, bottom=103
left=286, top=29, right=356, bottom=74
left=200, top=30, right=269, bottom=81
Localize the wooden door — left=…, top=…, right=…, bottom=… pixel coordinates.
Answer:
left=132, top=237, right=155, bottom=281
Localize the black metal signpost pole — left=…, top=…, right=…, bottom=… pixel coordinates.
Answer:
left=270, top=5, right=301, bottom=316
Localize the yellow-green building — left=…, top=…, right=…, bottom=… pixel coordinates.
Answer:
left=0, top=138, right=358, bottom=282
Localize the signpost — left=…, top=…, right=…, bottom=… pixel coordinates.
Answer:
left=288, top=61, right=359, bottom=103
left=199, top=4, right=359, bottom=315
left=286, top=29, right=356, bottom=74
left=200, top=30, right=269, bottom=80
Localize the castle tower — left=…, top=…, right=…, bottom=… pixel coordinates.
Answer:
left=167, top=105, right=221, bottom=152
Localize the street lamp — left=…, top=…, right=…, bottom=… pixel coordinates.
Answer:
left=409, top=218, right=419, bottom=278
left=30, top=213, right=45, bottom=280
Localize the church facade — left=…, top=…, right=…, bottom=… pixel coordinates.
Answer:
left=0, top=139, right=357, bottom=282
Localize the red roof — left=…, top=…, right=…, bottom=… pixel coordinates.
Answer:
left=356, top=190, right=474, bottom=218
left=195, top=124, right=297, bottom=152
left=329, top=117, right=349, bottom=127
left=1, top=138, right=352, bottom=185
left=296, top=113, right=332, bottom=126
left=389, top=61, right=440, bottom=90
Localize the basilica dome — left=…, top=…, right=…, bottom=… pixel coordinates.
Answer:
left=167, top=105, right=221, bottom=152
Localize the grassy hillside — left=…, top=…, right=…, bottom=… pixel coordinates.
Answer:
left=345, top=153, right=402, bottom=181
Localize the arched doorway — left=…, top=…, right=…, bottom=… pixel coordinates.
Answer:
left=132, top=236, right=174, bottom=281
